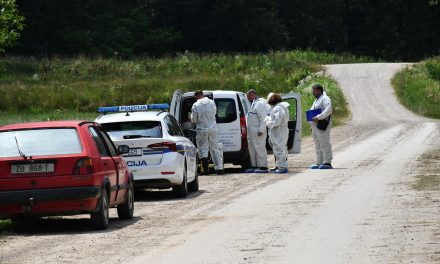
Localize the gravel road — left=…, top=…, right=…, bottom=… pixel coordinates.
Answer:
left=1, top=63, right=439, bottom=264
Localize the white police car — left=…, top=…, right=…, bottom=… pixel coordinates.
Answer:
left=95, top=104, right=198, bottom=198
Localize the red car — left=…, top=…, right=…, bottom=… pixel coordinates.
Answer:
left=0, top=121, right=134, bottom=229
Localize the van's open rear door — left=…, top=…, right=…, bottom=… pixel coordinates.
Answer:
left=282, top=93, right=302, bottom=154
left=170, top=89, right=183, bottom=122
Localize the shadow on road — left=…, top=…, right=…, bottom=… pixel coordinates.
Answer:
left=5, top=216, right=140, bottom=236
left=134, top=189, right=206, bottom=202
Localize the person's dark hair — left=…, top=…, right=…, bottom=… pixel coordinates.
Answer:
left=267, top=93, right=282, bottom=106
left=194, top=90, right=204, bottom=97
left=312, top=84, right=324, bottom=93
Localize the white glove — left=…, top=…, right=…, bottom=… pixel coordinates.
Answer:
left=266, top=120, right=274, bottom=128
left=264, top=116, right=272, bottom=122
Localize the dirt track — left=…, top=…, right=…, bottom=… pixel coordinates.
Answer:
left=1, top=63, right=439, bottom=264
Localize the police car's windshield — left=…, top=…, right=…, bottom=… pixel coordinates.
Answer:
left=101, top=121, right=162, bottom=140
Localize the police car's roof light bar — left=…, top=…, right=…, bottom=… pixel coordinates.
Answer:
left=98, top=103, right=170, bottom=113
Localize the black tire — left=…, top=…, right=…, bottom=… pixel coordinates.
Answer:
left=173, top=162, right=188, bottom=198
left=241, top=156, right=251, bottom=170
left=91, top=187, right=109, bottom=230
left=188, top=159, right=199, bottom=192
left=117, top=180, right=134, bottom=220
left=11, top=216, right=37, bottom=229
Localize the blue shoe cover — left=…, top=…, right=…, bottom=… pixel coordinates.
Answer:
left=254, top=169, right=269, bottom=173
left=318, top=164, right=333, bottom=169
left=245, top=168, right=257, bottom=173
left=273, top=168, right=288, bottom=173
left=309, top=164, right=320, bottom=169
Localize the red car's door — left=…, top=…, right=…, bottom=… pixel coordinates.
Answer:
left=96, top=127, right=128, bottom=202
left=88, top=126, right=119, bottom=202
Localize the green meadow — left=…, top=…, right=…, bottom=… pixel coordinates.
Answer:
left=0, top=50, right=369, bottom=132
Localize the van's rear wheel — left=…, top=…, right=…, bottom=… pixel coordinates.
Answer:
left=241, top=156, right=251, bottom=170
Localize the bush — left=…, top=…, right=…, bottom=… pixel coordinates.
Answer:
left=392, top=58, right=440, bottom=119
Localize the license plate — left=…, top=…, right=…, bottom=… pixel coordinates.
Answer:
left=123, top=148, right=142, bottom=157
left=11, top=163, right=55, bottom=174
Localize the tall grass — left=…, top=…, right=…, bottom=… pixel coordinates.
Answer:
left=392, top=57, right=440, bottom=119
left=0, top=50, right=354, bottom=129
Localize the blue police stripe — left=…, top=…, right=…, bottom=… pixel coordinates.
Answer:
left=98, top=103, right=170, bottom=113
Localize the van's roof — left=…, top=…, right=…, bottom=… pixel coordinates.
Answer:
left=183, top=90, right=244, bottom=97
left=95, top=111, right=167, bottom=124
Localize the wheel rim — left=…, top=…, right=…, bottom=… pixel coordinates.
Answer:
left=128, top=186, right=134, bottom=211
left=103, top=193, right=109, bottom=222
left=184, top=165, right=188, bottom=189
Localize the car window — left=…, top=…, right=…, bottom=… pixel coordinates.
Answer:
left=100, top=121, right=162, bottom=140
left=214, top=98, right=237, bottom=123
left=164, top=115, right=182, bottom=136
left=168, top=115, right=184, bottom=136
left=240, top=97, right=249, bottom=116
left=0, top=128, right=82, bottom=158
left=97, top=127, right=118, bottom=156
left=89, top=127, right=110, bottom=157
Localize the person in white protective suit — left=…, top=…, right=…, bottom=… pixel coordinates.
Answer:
left=264, top=93, right=290, bottom=174
left=245, top=89, right=269, bottom=173
left=191, top=90, right=224, bottom=175
left=309, top=84, right=333, bottom=169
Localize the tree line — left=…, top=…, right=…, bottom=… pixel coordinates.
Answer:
left=8, top=0, right=440, bottom=60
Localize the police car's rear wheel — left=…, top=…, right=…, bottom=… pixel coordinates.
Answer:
left=173, top=162, right=188, bottom=198
left=188, top=158, right=199, bottom=192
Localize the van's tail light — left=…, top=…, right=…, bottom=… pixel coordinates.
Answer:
left=148, top=142, right=177, bottom=152
left=73, top=158, right=94, bottom=175
left=240, top=116, right=248, bottom=149
left=240, top=116, right=247, bottom=139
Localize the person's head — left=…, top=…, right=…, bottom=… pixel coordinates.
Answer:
left=267, top=92, right=282, bottom=106
left=246, top=89, right=257, bottom=101
left=312, top=84, right=324, bottom=98
left=194, top=90, right=204, bottom=100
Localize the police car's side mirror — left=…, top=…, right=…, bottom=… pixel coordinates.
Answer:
left=118, top=145, right=130, bottom=155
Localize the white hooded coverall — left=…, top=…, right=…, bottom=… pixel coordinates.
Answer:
left=265, top=102, right=290, bottom=169
left=310, top=92, right=333, bottom=165
left=246, top=97, right=269, bottom=168
left=191, top=97, right=224, bottom=170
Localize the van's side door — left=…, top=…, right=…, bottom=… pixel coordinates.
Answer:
left=282, top=93, right=302, bottom=154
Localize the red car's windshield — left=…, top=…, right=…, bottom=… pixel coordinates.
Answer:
left=0, top=128, right=82, bottom=158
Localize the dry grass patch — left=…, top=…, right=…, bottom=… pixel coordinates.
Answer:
left=412, top=148, right=440, bottom=191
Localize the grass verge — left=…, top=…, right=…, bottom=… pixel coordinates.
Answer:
left=0, top=219, right=13, bottom=237
left=412, top=148, right=440, bottom=191
left=392, top=57, right=440, bottom=119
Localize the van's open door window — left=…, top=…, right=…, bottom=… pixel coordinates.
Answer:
left=170, top=89, right=183, bottom=121
left=282, top=93, right=302, bottom=154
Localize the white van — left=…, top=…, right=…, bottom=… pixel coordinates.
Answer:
left=170, top=90, right=302, bottom=169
